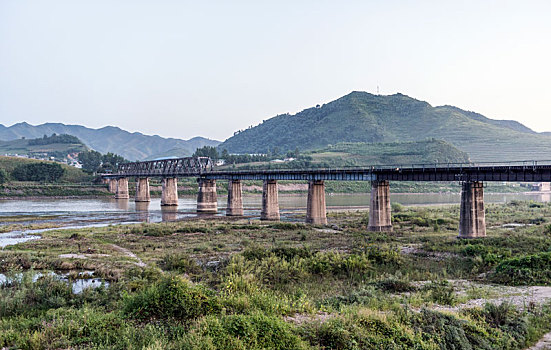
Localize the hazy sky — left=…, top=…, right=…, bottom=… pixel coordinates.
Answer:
left=1, top=1, right=550, bottom=141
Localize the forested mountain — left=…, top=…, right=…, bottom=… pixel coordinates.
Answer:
left=219, top=92, right=550, bottom=162
left=0, top=123, right=220, bottom=161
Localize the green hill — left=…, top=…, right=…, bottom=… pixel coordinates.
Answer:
left=0, top=134, right=88, bottom=159
left=218, top=92, right=551, bottom=162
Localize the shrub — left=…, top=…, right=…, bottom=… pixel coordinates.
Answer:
left=391, top=202, right=404, bottom=213
left=375, top=276, right=416, bottom=293
left=320, top=287, right=376, bottom=310
left=0, top=273, right=74, bottom=317
left=423, top=280, right=457, bottom=306
left=123, top=275, right=220, bottom=321
left=182, top=313, right=309, bottom=350
left=490, top=252, right=551, bottom=285
left=158, top=253, right=203, bottom=276
left=362, top=245, right=403, bottom=266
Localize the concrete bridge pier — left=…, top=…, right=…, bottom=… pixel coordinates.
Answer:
left=135, top=178, right=151, bottom=202
left=108, top=178, right=117, bottom=193
left=306, top=180, right=327, bottom=225
left=368, top=180, right=392, bottom=232
left=226, top=180, right=244, bottom=216
left=459, top=181, right=486, bottom=238
left=115, top=177, right=129, bottom=199
left=261, top=180, right=280, bottom=220
left=161, top=178, right=178, bottom=206
left=197, top=179, right=217, bottom=212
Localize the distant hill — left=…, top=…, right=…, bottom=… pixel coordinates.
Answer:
left=218, top=92, right=551, bottom=162
left=0, top=123, right=220, bottom=161
left=0, top=134, right=88, bottom=159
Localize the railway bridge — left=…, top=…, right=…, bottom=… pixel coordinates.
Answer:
left=102, top=157, right=551, bottom=238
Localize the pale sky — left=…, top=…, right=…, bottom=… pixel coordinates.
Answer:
left=1, top=0, right=550, bottom=141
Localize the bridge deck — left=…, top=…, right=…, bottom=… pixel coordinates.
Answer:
left=104, top=159, right=551, bottom=182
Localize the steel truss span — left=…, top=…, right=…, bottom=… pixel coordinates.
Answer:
left=113, top=157, right=213, bottom=177
left=104, top=159, right=551, bottom=182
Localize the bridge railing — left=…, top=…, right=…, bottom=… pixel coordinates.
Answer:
left=105, top=158, right=551, bottom=178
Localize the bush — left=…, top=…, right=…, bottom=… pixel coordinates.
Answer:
left=123, top=275, right=220, bottom=321
left=423, top=280, right=457, bottom=306
left=320, top=287, right=376, bottom=310
left=391, top=202, right=404, bottom=212
left=183, top=313, right=309, bottom=350
left=491, top=252, right=551, bottom=285
left=375, top=276, right=416, bottom=293
left=158, top=253, right=203, bottom=276
left=0, top=273, right=74, bottom=317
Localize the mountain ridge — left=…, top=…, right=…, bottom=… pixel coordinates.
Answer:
left=0, top=122, right=220, bottom=161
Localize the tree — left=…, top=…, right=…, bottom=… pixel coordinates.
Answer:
left=0, top=168, right=8, bottom=184
left=78, top=150, right=102, bottom=173
left=193, top=146, right=219, bottom=159
left=100, top=152, right=127, bottom=172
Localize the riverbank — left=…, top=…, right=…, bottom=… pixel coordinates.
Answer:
left=2, top=201, right=551, bottom=348
left=0, top=182, right=111, bottom=198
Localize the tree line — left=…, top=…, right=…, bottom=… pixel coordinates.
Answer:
left=7, top=163, right=65, bottom=182
left=78, top=150, right=127, bottom=173
left=28, top=133, right=81, bottom=146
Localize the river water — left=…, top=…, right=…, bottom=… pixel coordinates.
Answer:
left=1, top=192, right=550, bottom=248
left=1, top=192, right=549, bottom=224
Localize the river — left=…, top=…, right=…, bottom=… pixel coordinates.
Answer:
left=1, top=192, right=549, bottom=224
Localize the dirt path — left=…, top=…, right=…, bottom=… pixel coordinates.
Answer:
left=527, top=332, right=551, bottom=350
left=110, top=244, right=146, bottom=267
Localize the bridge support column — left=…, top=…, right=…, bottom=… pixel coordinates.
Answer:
left=368, top=180, right=392, bottom=232
left=161, top=178, right=178, bottom=206
left=197, top=179, right=217, bottom=212
left=459, top=181, right=486, bottom=238
left=135, top=178, right=150, bottom=202
left=261, top=180, right=280, bottom=221
left=115, top=178, right=129, bottom=199
left=226, top=180, right=244, bottom=216
left=306, top=180, right=327, bottom=225
left=108, top=178, right=117, bottom=193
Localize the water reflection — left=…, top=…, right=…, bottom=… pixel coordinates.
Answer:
left=135, top=202, right=150, bottom=222
left=161, top=206, right=179, bottom=222
left=114, top=198, right=129, bottom=211
left=0, top=271, right=109, bottom=294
